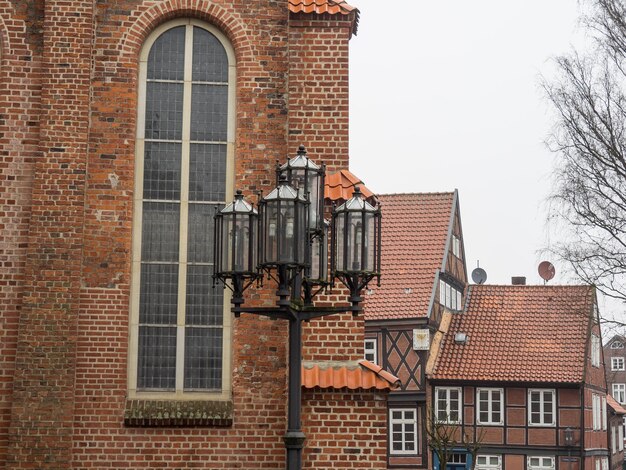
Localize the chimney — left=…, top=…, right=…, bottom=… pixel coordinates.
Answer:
left=511, top=276, right=526, bottom=286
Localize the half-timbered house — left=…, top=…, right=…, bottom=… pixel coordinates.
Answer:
left=363, top=191, right=468, bottom=468
left=430, top=284, right=609, bottom=470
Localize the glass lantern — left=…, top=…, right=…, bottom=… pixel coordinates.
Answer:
left=213, top=190, right=258, bottom=280
left=332, top=186, right=381, bottom=278
left=259, top=175, right=309, bottom=268
left=278, top=145, right=325, bottom=234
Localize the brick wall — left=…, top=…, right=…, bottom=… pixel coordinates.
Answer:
left=302, top=389, right=388, bottom=469
left=0, top=1, right=42, bottom=464
left=0, top=1, right=385, bottom=468
left=287, top=13, right=366, bottom=363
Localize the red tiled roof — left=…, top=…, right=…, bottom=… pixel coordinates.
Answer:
left=302, top=360, right=401, bottom=390
left=608, top=394, right=626, bottom=415
left=324, top=169, right=376, bottom=204
left=430, top=285, right=595, bottom=383
left=363, top=192, right=456, bottom=321
left=288, top=0, right=360, bottom=35
left=288, top=0, right=356, bottom=15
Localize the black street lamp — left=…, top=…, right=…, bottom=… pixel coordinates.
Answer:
left=564, top=427, right=574, bottom=470
left=213, top=146, right=381, bottom=470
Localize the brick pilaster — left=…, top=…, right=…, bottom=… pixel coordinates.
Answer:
left=8, top=0, right=94, bottom=466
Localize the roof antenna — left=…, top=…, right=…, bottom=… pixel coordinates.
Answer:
left=471, top=260, right=487, bottom=285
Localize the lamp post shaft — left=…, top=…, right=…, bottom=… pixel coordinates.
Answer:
left=284, top=316, right=305, bottom=470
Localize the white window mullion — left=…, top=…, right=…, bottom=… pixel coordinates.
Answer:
left=175, top=24, right=194, bottom=392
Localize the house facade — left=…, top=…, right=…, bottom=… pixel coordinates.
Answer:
left=0, top=0, right=400, bottom=468
left=604, top=335, right=626, bottom=407
left=363, top=191, right=468, bottom=468
left=607, top=395, right=625, bottom=469
left=430, top=285, right=609, bottom=470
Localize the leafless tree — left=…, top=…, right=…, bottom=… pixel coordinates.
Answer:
left=426, top=408, right=485, bottom=470
left=544, top=0, right=626, bottom=326
left=426, top=408, right=457, bottom=470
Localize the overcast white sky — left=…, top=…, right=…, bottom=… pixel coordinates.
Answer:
left=349, top=1, right=593, bottom=292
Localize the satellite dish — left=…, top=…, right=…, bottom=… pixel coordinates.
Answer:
left=471, top=267, right=487, bottom=285
left=538, top=261, right=556, bottom=283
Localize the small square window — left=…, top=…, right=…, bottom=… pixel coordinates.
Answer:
left=364, top=338, right=377, bottom=364
left=476, top=455, right=501, bottom=470
left=612, top=357, right=625, bottom=371
left=528, top=456, right=555, bottom=470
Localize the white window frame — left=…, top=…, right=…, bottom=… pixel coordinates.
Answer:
left=601, top=457, right=609, bottom=470
left=613, top=383, right=626, bottom=404
left=593, top=394, right=601, bottom=430
left=439, top=279, right=463, bottom=311
left=619, top=424, right=624, bottom=451
left=128, top=19, right=236, bottom=401
left=476, top=455, right=501, bottom=470
left=452, top=235, right=461, bottom=258
left=389, top=408, right=418, bottom=455
left=592, top=334, right=601, bottom=367
left=612, top=357, right=625, bottom=371
left=528, top=389, right=556, bottom=427
left=476, top=388, right=504, bottom=425
left=613, top=425, right=617, bottom=454
left=435, top=386, right=462, bottom=424
left=364, top=338, right=377, bottom=364
left=611, top=341, right=624, bottom=349
left=528, top=456, right=555, bottom=470
left=602, top=395, right=607, bottom=431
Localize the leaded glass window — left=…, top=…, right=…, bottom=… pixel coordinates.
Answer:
left=130, top=20, right=234, bottom=397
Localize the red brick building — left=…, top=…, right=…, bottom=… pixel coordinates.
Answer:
left=604, top=335, right=626, bottom=407
left=430, top=285, right=609, bottom=470
left=0, top=0, right=400, bottom=468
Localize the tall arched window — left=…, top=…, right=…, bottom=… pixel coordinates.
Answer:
left=129, top=19, right=235, bottom=399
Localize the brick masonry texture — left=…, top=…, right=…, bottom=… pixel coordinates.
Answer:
left=0, top=1, right=381, bottom=468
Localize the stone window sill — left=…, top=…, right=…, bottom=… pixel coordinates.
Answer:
left=124, top=399, right=233, bottom=427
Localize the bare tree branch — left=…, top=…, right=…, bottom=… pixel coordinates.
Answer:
left=544, top=0, right=626, bottom=323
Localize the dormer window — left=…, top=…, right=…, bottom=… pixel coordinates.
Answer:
left=612, top=341, right=624, bottom=349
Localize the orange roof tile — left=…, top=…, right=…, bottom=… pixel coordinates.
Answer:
left=302, top=360, right=401, bottom=390
left=608, top=394, right=626, bottom=414
left=288, top=0, right=360, bottom=35
left=430, top=285, right=595, bottom=383
left=324, top=169, right=376, bottom=204
left=363, top=192, right=456, bottom=321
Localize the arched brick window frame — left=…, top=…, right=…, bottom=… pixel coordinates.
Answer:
left=128, top=18, right=236, bottom=401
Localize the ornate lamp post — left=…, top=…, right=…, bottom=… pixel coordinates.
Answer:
left=213, top=146, right=381, bottom=470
